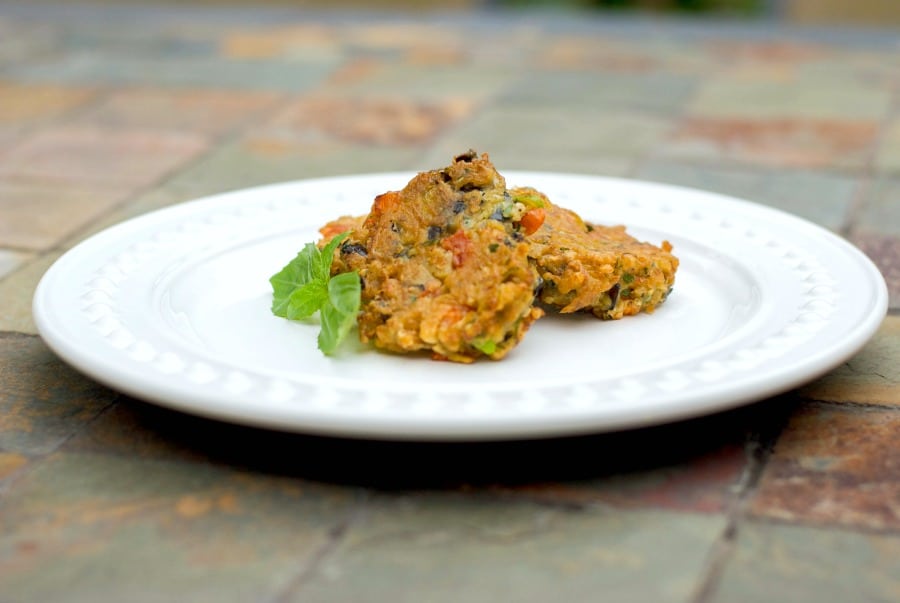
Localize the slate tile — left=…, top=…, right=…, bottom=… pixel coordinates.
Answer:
left=323, top=62, right=516, bottom=101
left=798, top=315, right=899, bottom=407
left=220, top=24, right=344, bottom=60
left=535, top=36, right=662, bottom=72
left=291, top=494, right=724, bottom=603
left=750, top=403, right=900, bottom=531
left=163, top=138, right=421, bottom=198
left=0, top=21, right=58, bottom=66
left=689, top=74, right=891, bottom=121
left=848, top=232, right=900, bottom=311
left=498, top=444, right=745, bottom=514
left=711, top=521, right=900, bottom=603
left=499, top=71, right=698, bottom=114
left=702, top=40, right=830, bottom=64
left=0, top=182, right=130, bottom=251
left=72, top=87, right=284, bottom=136
left=635, top=159, right=857, bottom=230
left=0, top=252, right=60, bottom=334
left=0, top=451, right=28, bottom=483
left=662, top=117, right=878, bottom=171
left=855, top=177, right=900, bottom=238
left=0, top=333, right=116, bottom=456
left=0, top=452, right=356, bottom=603
left=0, top=249, right=32, bottom=280
left=261, top=95, right=476, bottom=146
left=0, top=125, right=209, bottom=191
left=875, top=117, right=900, bottom=175
left=428, top=106, right=673, bottom=172
left=61, top=185, right=191, bottom=247
left=9, top=53, right=340, bottom=92
left=0, top=82, right=96, bottom=129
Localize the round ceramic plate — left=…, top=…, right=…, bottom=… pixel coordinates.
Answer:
left=33, top=172, right=888, bottom=440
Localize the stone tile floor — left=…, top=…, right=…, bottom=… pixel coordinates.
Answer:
left=0, top=2, right=898, bottom=601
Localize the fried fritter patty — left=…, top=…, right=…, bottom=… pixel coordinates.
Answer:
left=321, top=151, right=543, bottom=363
left=511, top=187, right=678, bottom=319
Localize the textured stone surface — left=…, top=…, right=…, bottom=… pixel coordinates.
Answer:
left=635, top=159, right=857, bottom=230
left=855, top=177, right=900, bottom=237
left=292, top=496, right=724, bottom=603
left=688, top=74, right=891, bottom=120
left=0, top=334, right=116, bottom=456
left=750, top=403, right=900, bottom=531
left=0, top=251, right=60, bottom=334
left=799, top=316, right=900, bottom=406
left=262, top=95, right=476, bottom=146
left=0, top=83, right=95, bottom=130
left=0, top=182, right=130, bottom=251
left=500, top=71, right=698, bottom=114
left=0, top=125, right=209, bottom=190
left=8, top=53, right=341, bottom=91
left=712, top=521, right=900, bottom=603
left=849, top=232, right=900, bottom=311
left=1, top=6, right=899, bottom=601
left=72, top=88, right=284, bottom=136
left=428, top=106, right=672, bottom=173
left=164, top=138, right=421, bottom=197
left=661, top=117, right=878, bottom=170
left=0, top=249, right=31, bottom=280
left=875, top=116, right=900, bottom=175
left=0, top=452, right=357, bottom=603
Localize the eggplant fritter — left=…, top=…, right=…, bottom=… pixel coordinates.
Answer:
left=318, top=152, right=679, bottom=361
left=322, top=151, right=543, bottom=363
left=510, top=187, right=678, bottom=319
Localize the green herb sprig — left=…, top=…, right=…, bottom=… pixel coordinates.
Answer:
left=270, top=232, right=361, bottom=355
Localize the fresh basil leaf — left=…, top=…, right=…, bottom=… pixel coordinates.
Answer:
left=318, top=272, right=361, bottom=355
left=287, top=281, right=327, bottom=320
left=269, top=242, right=321, bottom=318
left=327, top=271, right=361, bottom=315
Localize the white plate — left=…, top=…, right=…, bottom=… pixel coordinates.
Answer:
left=33, top=172, right=888, bottom=440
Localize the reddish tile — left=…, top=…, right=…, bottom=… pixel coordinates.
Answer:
left=0, top=451, right=28, bottom=481
left=667, top=117, right=877, bottom=169
left=324, top=57, right=383, bottom=86
left=220, top=24, right=340, bottom=59
left=704, top=40, right=830, bottom=64
left=0, top=125, right=209, bottom=190
left=750, top=403, right=900, bottom=531
left=263, top=96, right=475, bottom=146
left=0, top=82, right=96, bottom=127
left=799, top=315, right=900, bottom=407
left=0, top=182, right=129, bottom=250
left=74, top=88, right=284, bottom=136
left=849, top=232, right=900, bottom=309
left=404, top=45, right=467, bottom=66
left=344, top=22, right=462, bottom=51
left=536, top=37, right=659, bottom=72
